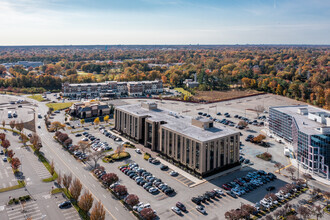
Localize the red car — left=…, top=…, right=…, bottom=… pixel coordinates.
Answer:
left=222, top=184, right=231, bottom=191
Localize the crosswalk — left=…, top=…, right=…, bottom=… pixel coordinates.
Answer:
left=54, top=197, right=81, bottom=220
left=6, top=200, right=44, bottom=220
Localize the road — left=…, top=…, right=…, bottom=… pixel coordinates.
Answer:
left=27, top=96, right=135, bottom=220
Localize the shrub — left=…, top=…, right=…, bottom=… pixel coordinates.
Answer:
left=257, top=152, right=272, bottom=161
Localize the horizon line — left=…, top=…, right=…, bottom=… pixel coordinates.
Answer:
left=0, top=44, right=330, bottom=47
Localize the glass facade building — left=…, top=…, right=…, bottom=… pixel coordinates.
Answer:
left=269, top=106, right=330, bottom=179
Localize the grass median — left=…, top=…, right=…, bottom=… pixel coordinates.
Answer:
left=27, top=94, right=45, bottom=102
left=0, top=180, right=25, bottom=193
left=46, top=102, right=73, bottom=111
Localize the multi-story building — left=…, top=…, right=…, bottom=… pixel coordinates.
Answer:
left=1, top=61, right=43, bottom=69
left=62, top=80, right=163, bottom=98
left=69, top=101, right=110, bottom=119
left=269, top=105, right=330, bottom=179
left=115, top=102, right=240, bottom=177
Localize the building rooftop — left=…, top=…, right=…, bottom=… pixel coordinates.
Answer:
left=116, top=102, right=238, bottom=142
left=270, top=105, right=330, bottom=135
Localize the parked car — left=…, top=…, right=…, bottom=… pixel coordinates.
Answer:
left=196, top=205, right=206, bottom=214
left=169, top=171, right=178, bottom=176
left=171, top=207, right=181, bottom=215
left=176, top=202, right=186, bottom=212
left=135, top=149, right=141, bottom=154
left=58, top=201, right=72, bottom=209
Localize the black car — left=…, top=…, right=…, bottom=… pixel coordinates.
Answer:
left=266, top=186, right=275, bottom=191
left=176, top=202, right=186, bottom=212
left=217, top=112, right=221, bottom=115
left=58, top=201, right=72, bottom=209
left=160, top=165, right=168, bottom=170
left=75, top=133, right=82, bottom=137
left=198, top=112, right=203, bottom=115
left=191, top=197, right=201, bottom=205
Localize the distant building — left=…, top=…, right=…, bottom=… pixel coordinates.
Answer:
left=115, top=102, right=240, bottom=177
left=69, top=101, right=110, bottom=119
left=269, top=105, right=330, bottom=179
left=184, top=73, right=199, bottom=88
left=1, top=61, right=43, bottom=69
left=62, top=80, right=163, bottom=98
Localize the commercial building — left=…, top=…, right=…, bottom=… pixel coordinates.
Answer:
left=62, top=80, right=163, bottom=98
left=115, top=102, right=240, bottom=177
left=1, top=61, right=43, bottom=69
left=269, top=105, right=330, bottom=179
left=69, top=101, right=110, bottom=119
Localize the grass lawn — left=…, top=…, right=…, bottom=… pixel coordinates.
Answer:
left=46, top=102, right=73, bottom=111
left=27, top=94, right=45, bottom=102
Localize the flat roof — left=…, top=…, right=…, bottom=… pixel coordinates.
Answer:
left=270, top=105, right=330, bottom=135
left=116, top=103, right=238, bottom=142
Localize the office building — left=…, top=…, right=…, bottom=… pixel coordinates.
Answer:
left=269, top=105, right=330, bottom=179
left=115, top=102, right=240, bottom=176
left=69, top=101, right=110, bottom=119
left=62, top=80, right=163, bottom=98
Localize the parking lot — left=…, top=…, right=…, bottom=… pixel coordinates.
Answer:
left=0, top=96, right=35, bottom=125
left=0, top=158, right=17, bottom=190
left=48, top=93, right=303, bottom=219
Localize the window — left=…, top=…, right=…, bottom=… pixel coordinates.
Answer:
left=196, top=143, right=200, bottom=169
left=220, top=141, right=224, bottom=167
left=210, top=142, right=214, bottom=170
left=147, top=123, right=152, bottom=143
left=169, top=132, right=172, bottom=156
left=161, top=129, right=165, bottom=152
left=186, top=139, right=190, bottom=165
left=177, top=135, right=181, bottom=160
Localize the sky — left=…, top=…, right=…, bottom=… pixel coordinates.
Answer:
left=0, top=0, right=329, bottom=45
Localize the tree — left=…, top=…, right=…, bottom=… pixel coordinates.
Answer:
left=302, top=173, right=312, bottom=186
left=2, top=120, right=5, bottom=128
left=252, top=134, right=266, bottom=143
left=89, top=150, right=106, bottom=168
left=286, top=167, right=296, bottom=179
left=7, top=149, right=15, bottom=158
left=323, top=191, right=330, bottom=200
left=50, top=160, right=55, bottom=176
left=9, top=120, right=15, bottom=130
left=1, top=139, right=10, bottom=150
left=21, top=133, right=28, bottom=146
left=114, top=144, right=126, bottom=157
left=241, top=204, right=256, bottom=218
left=78, top=141, right=90, bottom=155
left=274, top=162, right=284, bottom=174
left=297, top=206, right=311, bottom=220
left=47, top=107, right=54, bottom=115
left=312, top=205, right=324, bottom=220
left=283, top=203, right=292, bottom=214
left=238, top=120, right=248, bottom=127
left=101, top=173, right=118, bottom=187
left=94, top=117, right=100, bottom=127
left=78, top=191, right=94, bottom=213
left=104, top=115, right=109, bottom=123
left=11, top=157, right=21, bottom=170
left=80, top=119, right=85, bottom=126
left=254, top=105, right=265, bottom=118
left=57, top=172, right=62, bottom=186
left=90, top=201, right=106, bottom=220
left=140, top=208, right=156, bottom=220
left=0, top=133, right=6, bottom=141
left=286, top=215, right=299, bottom=220
left=114, top=185, right=127, bottom=196
left=62, top=173, right=72, bottom=191
left=50, top=121, right=65, bottom=132
left=15, top=120, right=24, bottom=133
left=30, top=133, right=42, bottom=152
left=125, top=194, right=139, bottom=207
left=70, top=178, right=82, bottom=201
left=265, top=215, right=274, bottom=220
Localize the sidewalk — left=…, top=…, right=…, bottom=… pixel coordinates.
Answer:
left=291, top=159, right=330, bottom=186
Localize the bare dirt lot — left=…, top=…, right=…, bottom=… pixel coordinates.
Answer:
left=193, top=89, right=263, bottom=102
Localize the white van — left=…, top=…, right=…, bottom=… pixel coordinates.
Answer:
left=8, top=111, right=12, bottom=118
